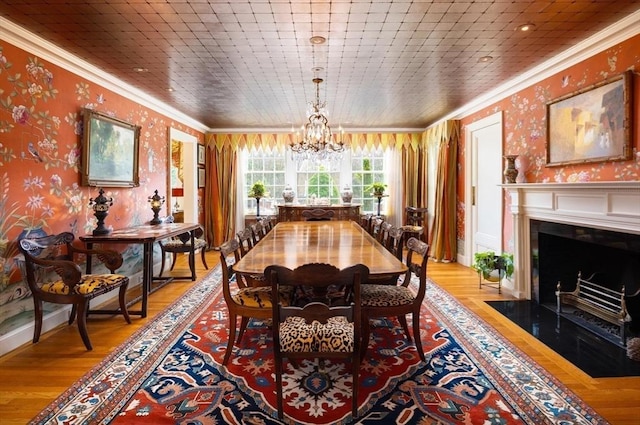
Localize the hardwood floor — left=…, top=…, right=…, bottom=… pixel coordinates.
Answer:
left=0, top=251, right=638, bottom=424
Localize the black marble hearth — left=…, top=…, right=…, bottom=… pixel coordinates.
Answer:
left=487, top=300, right=640, bottom=378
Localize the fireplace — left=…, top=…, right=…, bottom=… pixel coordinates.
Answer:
left=530, top=219, right=640, bottom=306
left=501, top=182, right=640, bottom=300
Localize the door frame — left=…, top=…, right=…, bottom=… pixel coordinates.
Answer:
left=168, top=128, right=198, bottom=223
left=462, top=111, right=503, bottom=267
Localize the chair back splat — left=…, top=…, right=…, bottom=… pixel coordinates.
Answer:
left=265, top=262, right=369, bottom=420
left=17, top=232, right=131, bottom=350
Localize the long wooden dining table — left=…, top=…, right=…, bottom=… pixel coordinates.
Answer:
left=232, top=220, right=407, bottom=278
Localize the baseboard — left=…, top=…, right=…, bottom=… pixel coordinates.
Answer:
left=0, top=270, right=145, bottom=357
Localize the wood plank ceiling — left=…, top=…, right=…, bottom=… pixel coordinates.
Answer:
left=1, top=1, right=639, bottom=130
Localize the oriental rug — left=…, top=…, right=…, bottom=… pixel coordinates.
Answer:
left=31, top=265, right=606, bottom=425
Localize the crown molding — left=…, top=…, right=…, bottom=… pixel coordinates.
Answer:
left=0, top=17, right=209, bottom=133
left=434, top=8, right=640, bottom=127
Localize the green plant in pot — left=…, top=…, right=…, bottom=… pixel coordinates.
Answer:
left=368, top=182, right=386, bottom=196
left=249, top=181, right=267, bottom=199
left=472, top=251, right=514, bottom=282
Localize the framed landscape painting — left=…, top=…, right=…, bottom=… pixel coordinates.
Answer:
left=546, top=71, right=632, bottom=166
left=81, top=109, right=141, bottom=186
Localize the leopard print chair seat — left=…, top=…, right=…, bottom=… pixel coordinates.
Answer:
left=279, top=316, right=354, bottom=353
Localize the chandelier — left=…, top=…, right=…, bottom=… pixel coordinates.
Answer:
left=290, top=77, right=345, bottom=162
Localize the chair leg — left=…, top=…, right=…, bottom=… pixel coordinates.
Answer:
left=118, top=284, right=131, bottom=324
left=412, top=310, right=426, bottom=362
left=237, top=316, right=250, bottom=343
left=159, top=248, right=167, bottom=277
left=170, top=253, right=178, bottom=271
left=352, top=356, right=359, bottom=419
left=360, top=316, right=371, bottom=361
left=32, top=298, right=43, bottom=343
left=223, top=314, right=238, bottom=365
left=398, top=315, right=412, bottom=342
left=275, top=351, right=284, bottom=419
left=76, top=301, right=93, bottom=350
left=69, top=304, right=77, bottom=325
left=200, top=248, right=209, bottom=269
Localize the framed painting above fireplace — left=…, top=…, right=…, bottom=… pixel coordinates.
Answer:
left=546, top=70, right=632, bottom=166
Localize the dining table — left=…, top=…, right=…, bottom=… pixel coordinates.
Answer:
left=232, top=220, right=407, bottom=278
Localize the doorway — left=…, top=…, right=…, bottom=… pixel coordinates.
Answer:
left=463, top=111, right=503, bottom=266
left=168, top=128, right=198, bottom=223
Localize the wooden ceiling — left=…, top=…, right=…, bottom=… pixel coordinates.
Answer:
left=1, top=1, right=639, bottom=130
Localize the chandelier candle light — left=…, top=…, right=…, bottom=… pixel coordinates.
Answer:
left=148, top=189, right=165, bottom=225
left=290, top=77, right=345, bottom=162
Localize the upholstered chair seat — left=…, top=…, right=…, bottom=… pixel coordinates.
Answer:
left=279, top=316, right=354, bottom=353
left=360, top=284, right=414, bottom=307
left=41, top=274, right=129, bottom=295
left=231, top=285, right=293, bottom=308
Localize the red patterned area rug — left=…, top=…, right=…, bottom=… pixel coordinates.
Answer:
left=31, top=265, right=606, bottom=425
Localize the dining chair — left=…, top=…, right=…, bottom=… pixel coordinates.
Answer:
left=17, top=232, right=131, bottom=350
left=301, top=209, right=335, bottom=221
left=403, top=206, right=429, bottom=243
left=218, top=238, right=292, bottom=365
left=360, top=237, right=429, bottom=362
left=377, top=221, right=393, bottom=245
left=360, top=213, right=373, bottom=233
left=370, top=217, right=384, bottom=238
left=385, top=227, right=405, bottom=260
left=158, top=226, right=208, bottom=278
left=250, top=221, right=267, bottom=244
left=236, top=227, right=254, bottom=257
left=265, top=262, right=369, bottom=420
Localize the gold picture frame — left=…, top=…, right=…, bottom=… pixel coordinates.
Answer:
left=198, top=167, right=206, bottom=188
left=81, top=109, right=141, bottom=187
left=546, top=71, right=632, bottom=166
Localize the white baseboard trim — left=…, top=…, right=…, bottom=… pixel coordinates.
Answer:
left=0, top=270, right=144, bottom=357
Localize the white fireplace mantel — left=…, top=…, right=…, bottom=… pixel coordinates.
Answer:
left=503, top=182, right=640, bottom=299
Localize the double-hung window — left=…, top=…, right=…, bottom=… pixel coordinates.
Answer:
left=243, top=146, right=386, bottom=215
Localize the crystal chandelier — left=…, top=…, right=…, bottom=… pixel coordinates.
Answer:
left=290, top=77, right=345, bottom=162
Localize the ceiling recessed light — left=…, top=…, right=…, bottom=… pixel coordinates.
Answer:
left=312, top=66, right=324, bottom=73
left=516, top=23, right=535, bottom=32
left=166, top=87, right=174, bottom=92
left=309, top=35, right=326, bottom=45
left=133, top=67, right=148, bottom=72
left=478, top=56, right=494, bottom=63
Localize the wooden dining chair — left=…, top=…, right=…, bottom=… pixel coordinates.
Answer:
left=377, top=221, right=393, bottom=245
left=17, top=232, right=131, bottom=350
left=218, top=238, right=292, bottom=365
left=250, top=221, right=267, bottom=244
left=385, top=227, right=405, bottom=260
left=158, top=226, right=208, bottom=278
left=265, top=262, right=369, bottom=420
left=236, top=227, right=254, bottom=256
left=361, top=237, right=429, bottom=362
left=301, top=209, right=335, bottom=221
left=360, top=213, right=373, bottom=233
left=370, top=217, right=384, bottom=238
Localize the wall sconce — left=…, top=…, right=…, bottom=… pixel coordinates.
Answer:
left=148, top=189, right=165, bottom=225
left=89, top=188, right=113, bottom=235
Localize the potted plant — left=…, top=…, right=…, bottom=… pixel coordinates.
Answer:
left=249, top=181, right=267, bottom=199
left=472, top=251, right=514, bottom=282
left=368, top=182, right=387, bottom=196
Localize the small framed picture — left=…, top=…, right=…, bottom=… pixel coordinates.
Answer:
left=197, top=144, right=205, bottom=166
left=198, top=167, right=206, bottom=188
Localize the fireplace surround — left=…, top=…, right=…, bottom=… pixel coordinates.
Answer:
left=501, top=182, right=640, bottom=300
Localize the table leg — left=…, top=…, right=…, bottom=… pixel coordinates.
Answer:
left=189, top=230, right=196, bottom=281
left=141, top=241, right=152, bottom=318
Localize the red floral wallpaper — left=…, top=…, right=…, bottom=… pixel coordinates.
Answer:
left=457, top=34, right=640, bottom=247
left=0, top=40, right=203, bottom=336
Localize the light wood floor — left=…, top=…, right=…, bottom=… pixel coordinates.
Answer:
left=0, top=251, right=638, bottom=424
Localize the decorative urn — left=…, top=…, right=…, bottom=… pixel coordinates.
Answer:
left=341, top=184, right=353, bottom=204
left=282, top=184, right=295, bottom=204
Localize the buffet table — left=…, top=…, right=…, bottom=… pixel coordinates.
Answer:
left=277, top=204, right=360, bottom=222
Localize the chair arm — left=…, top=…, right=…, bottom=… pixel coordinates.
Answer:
left=70, top=246, right=124, bottom=272
left=28, top=257, right=83, bottom=287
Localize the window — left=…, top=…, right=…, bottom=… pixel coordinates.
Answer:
left=243, top=147, right=386, bottom=215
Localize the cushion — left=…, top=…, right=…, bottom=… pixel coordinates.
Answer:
left=41, top=274, right=128, bottom=295
left=231, top=286, right=292, bottom=308
left=361, top=284, right=415, bottom=307
left=278, top=316, right=353, bottom=353
left=163, top=238, right=207, bottom=250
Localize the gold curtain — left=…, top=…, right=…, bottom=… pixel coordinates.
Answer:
left=205, top=134, right=238, bottom=247
left=401, top=134, right=428, bottom=221
left=427, top=121, right=459, bottom=262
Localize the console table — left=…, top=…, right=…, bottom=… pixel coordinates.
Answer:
left=80, top=222, right=201, bottom=317
left=277, top=204, right=360, bottom=222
